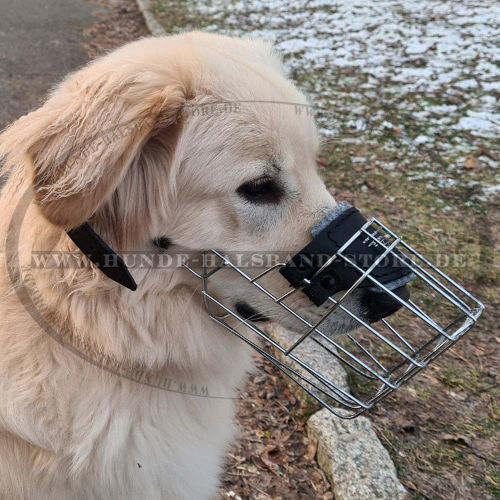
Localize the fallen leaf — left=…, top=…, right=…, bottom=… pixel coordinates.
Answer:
left=283, top=388, right=296, bottom=406
left=470, top=438, right=495, bottom=455
left=261, top=445, right=281, bottom=475
left=303, top=439, right=318, bottom=461
left=464, top=155, right=479, bottom=169
left=394, top=416, right=416, bottom=432
left=440, top=434, right=471, bottom=447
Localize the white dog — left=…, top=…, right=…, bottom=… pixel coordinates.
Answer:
left=0, top=32, right=403, bottom=499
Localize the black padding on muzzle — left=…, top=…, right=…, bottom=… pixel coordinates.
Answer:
left=280, top=204, right=413, bottom=306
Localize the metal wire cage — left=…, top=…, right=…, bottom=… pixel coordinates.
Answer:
left=183, top=217, right=484, bottom=418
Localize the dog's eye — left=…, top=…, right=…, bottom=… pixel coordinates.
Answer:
left=237, top=178, right=283, bottom=204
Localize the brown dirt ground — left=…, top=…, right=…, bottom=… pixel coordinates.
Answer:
left=220, top=355, right=333, bottom=500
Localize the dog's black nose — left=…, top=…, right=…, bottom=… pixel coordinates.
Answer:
left=364, top=285, right=410, bottom=323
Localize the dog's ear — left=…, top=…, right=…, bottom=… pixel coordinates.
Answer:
left=3, top=66, right=187, bottom=229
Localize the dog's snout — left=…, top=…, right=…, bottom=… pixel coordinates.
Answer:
left=364, top=285, right=410, bottom=323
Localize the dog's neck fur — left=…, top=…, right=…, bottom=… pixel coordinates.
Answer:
left=0, top=176, right=252, bottom=498
left=28, top=235, right=218, bottom=381
left=0, top=175, right=241, bottom=386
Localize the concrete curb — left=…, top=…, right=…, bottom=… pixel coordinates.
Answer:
left=308, top=410, right=408, bottom=500
left=269, top=325, right=408, bottom=500
left=135, top=0, right=166, bottom=36
left=135, top=3, right=408, bottom=498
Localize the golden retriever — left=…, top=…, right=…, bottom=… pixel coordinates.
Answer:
left=0, top=32, right=403, bottom=499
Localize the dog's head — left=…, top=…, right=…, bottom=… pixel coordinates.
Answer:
left=3, top=32, right=406, bottom=337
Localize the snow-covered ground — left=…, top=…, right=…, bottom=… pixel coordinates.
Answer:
left=158, top=0, right=500, bottom=199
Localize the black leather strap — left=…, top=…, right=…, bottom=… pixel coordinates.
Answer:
left=280, top=207, right=412, bottom=306
left=66, top=223, right=137, bottom=291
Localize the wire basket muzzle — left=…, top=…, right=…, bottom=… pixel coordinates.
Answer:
left=183, top=215, right=484, bottom=418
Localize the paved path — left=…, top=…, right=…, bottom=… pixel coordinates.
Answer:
left=0, top=0, right=99, bottom=129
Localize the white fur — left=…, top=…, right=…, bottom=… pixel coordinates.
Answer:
left=0, top=32, right=351, bottom=499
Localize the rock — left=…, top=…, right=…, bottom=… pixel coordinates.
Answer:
left=135, top=0, right=167, bottom=36
left=265, top=324, right=350, bottom=407
left=263, top=326, right=407, bottom=499
left=308, top=410, right=408, bottom=500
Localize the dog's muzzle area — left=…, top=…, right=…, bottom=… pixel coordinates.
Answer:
left=362, top=285, right=409, bottom=323
left=234, top=301, right=270, bottom=323
left=236, top=201, right=414, bottom=329
left=66, top=199, right=483, bottom=417
left=234, top=285, right=409, bottom=329
left=183, top=202, right=483, bottom=418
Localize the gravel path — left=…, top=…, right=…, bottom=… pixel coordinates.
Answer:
left=0, top=0, right=97, bottom=129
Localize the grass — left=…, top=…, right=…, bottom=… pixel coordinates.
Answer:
left=486, top=463, right=500, bottom=497
left=435, top=365, right=498, bottom=393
